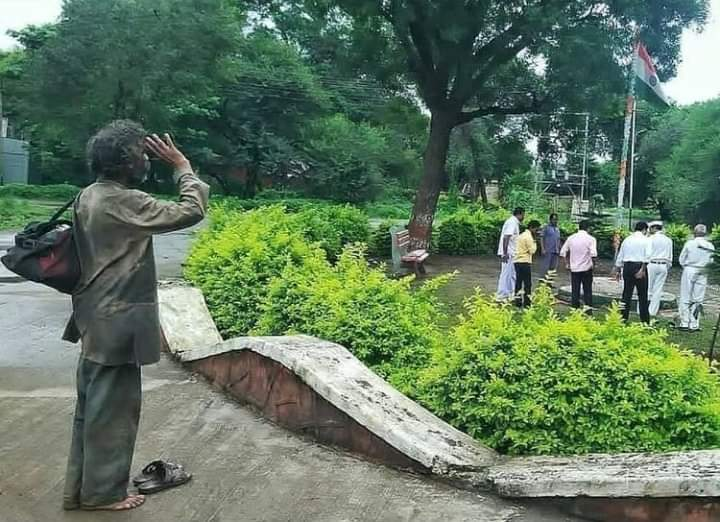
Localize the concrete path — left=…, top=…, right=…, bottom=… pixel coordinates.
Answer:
left=0, top=229, right=576, bottom=522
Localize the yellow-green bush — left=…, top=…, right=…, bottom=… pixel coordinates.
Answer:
left=184, top=206, right=325, bottom=336
left=187, top=205, right=720, bottom=457
left=186, top=205, right=445, bottom=378
left=255, top=246, right=448, bottom=382
left=419, top=286, right=720, bottom=455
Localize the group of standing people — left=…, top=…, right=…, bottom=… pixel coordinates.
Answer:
left=614, top=221, right=714, bottom=329
left=497, top=208, right=596, bottom=310
left=496, top=209, right=715, bottom=330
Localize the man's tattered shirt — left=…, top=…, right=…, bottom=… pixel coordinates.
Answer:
left=63, top=171, right=210, bottom=366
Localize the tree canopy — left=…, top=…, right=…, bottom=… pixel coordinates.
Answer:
left=262, top=0, right=708, bottom=244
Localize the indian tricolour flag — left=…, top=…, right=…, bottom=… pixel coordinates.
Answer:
left=633, top=42, right=670, bottom=105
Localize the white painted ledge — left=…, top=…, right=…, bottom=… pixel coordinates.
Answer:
left=158, top=283, right=222, bottom=356
left=157, top=283, right=720, bottom=499
left=486, top=450, right=720, bottom=498
left=181, top=335, right=499, bottom=474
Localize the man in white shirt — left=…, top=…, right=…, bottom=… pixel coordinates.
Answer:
left=496, top=207, right=524, bottom=300
left=614, top=221, right=652, bottom=324
left=678, top=224, right=715, bottom=331
left=644, top=221, right=673, bottom=318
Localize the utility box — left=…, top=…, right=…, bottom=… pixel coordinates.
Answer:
left=0, top=138, right=30, bottom=184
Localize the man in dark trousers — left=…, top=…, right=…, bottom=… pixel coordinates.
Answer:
left=559, top=220, right=597, bottom=313
left=62, top=121, right=209, bottom=511
left=615, top=221, right=652, bottom=324
left=513, top=220, right=541, bottom=307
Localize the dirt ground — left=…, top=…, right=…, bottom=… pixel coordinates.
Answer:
left=408, top=254, right=720, bottom=356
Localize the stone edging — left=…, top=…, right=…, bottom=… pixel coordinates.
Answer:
left=157, top=283, right=720, bottom=501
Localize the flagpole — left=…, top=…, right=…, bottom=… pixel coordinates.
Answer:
left=628, top=99, right=637, bottom=229
left=617, top=62, right=637, bottom=212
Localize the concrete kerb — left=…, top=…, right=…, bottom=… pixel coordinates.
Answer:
left=157, top=282, right=720, bottom=504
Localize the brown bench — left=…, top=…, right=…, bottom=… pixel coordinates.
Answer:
left=393, top=230, right=429, bottom=276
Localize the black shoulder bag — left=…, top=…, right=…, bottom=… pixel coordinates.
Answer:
left=1, top=195, right=81, bottom=294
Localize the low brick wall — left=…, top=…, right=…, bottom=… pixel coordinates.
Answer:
left=193, top=349, right=424, bottom=472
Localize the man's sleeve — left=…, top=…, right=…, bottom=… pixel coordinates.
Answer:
left=679, top=243, right=689, bottom=267
left=106, top=169, right=210, bottom=235
left=590, top=238, right=598, bottom=258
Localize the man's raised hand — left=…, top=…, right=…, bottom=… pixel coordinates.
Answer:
left=145, top=133, right=191, bottom=171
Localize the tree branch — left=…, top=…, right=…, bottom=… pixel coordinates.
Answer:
left=456, top=95, right=545, bottom=124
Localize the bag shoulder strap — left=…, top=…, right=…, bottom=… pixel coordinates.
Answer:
left=49, top=193, right=80, bottom=223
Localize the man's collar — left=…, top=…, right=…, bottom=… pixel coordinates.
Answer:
left=97, top=177, right=128, bottom=188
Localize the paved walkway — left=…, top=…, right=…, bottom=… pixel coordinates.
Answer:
left=0, top=229, right=576, bottom=522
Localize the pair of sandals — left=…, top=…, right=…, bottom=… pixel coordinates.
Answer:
left=132, top=460, right=192, bottom=495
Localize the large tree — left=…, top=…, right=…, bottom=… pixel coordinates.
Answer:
left=267, top=0, right=708, bottom=246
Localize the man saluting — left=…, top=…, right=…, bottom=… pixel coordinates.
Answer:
left=62, top=121, right=209, bottom=511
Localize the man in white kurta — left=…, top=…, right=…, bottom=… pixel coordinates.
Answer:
left=496, top=208, right=524, bottom=300
left=678, top=224, right=715, bottom=331
left=643, top=221, right=673, bottom=318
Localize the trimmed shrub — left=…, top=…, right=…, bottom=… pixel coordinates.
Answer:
left=294, top=205, right=369, bottom=260
left=418, top=286, right=720, bottom=456
left=184, top=206, right=325, bottom=337
left=367, top=220, right=397, bottom=258
left=665, top=223, right=692, bottom=263
left=255, top=246, right=448, bottom=383
left=0, top=183, right=81, bottom=200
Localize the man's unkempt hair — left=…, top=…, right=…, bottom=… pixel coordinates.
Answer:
left=87, top=120, right=146, bottom=179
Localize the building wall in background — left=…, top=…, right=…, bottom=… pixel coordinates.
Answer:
left=0, top=138, right=30, bottom=184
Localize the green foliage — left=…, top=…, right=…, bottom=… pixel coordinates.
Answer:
left=186, top=206, right=446, bottom=381
left=6, top=0, right=424, bottom=199
left=436, top=209, right=505, bottom=256
left=0, top=183, right=81, bottom=201
left=302, top=114, right=388, bottom=202
left=292, top=204, right=370, bottom=260
left=256, top=246, right=448, bottom=382
left=593, top=225, right=630, bottom=259
left=418, top=287, right=720, bottom=455
left=184, top=206, right=325, bottom=337
left=664, top=223, right=693, bottom=263
left=435, top=207, right=573, bottom=256
left=654, top=100, right=720, bottom=224
left=367, top=220, right=397, bottom=258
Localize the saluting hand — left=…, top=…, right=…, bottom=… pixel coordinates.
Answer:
left=145, top=133, right=191, bottom=171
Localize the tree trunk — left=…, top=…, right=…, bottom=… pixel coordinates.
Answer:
left=461, top=124, right=489, bottom=205
left=408, top=111, right=455, bottom=249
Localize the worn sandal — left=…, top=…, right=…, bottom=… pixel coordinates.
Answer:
left=136, top=461, right=192, bottom=495
left=132, top=460, right=166, bottom=486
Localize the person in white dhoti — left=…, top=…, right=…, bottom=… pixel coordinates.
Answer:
left=496, top=207, right=525, bottom=300
left=641, top=221, right=673, bottom=318
left=678, top=224, right=715, bottom=331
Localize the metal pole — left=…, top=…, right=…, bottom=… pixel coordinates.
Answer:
left=580, top=113, right=589, bottom=201
left=628, top=99, right=637, bottom=229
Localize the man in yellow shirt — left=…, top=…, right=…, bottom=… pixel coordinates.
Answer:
left=514, top=220, right=541, bottom=307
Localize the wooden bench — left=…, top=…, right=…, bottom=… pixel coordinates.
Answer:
left=391, top=229, right=430, bottom=276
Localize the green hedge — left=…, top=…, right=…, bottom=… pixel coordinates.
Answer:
left=255, top=247, right=448, bottom=379
left=436, top=208, right=505, bottom=255
left=418, top=287, right=720, bottom=455
left=435, top=208, right=576, bottom=256
left=185, top=205, right=445, bottom=377
left=187, top=205, right=720, bottom=456
left=0, top=183, right=81, bottom=200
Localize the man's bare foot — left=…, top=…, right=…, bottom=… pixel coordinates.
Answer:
left=83, top=494, right=146, bottom=511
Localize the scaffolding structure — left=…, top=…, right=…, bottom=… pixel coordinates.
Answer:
left=533, top=112, right=591, bottom=213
